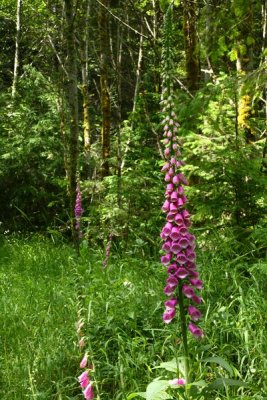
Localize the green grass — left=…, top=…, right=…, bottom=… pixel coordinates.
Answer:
left=0, top=235, right=266, bottom=399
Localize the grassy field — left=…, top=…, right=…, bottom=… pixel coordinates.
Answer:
left=0, top=235, right=266, bottom=399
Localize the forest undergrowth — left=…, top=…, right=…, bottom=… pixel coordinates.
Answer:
left=0, top=235, right=266, bottom=400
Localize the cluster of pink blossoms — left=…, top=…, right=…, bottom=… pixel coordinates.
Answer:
left=78, top=353, right=94, bottom=400
left=75, top=184, right=84, bottom=235
left=160, top=93, right=203, bottom=338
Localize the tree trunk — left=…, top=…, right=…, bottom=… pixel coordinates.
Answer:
left=236, top=0, right=255, bottom=143
left=12, top=0, right=22, bottom=97
left=64, top=0, right=80, bottom=249
left=182, top=0, right=200, bottom=91
left=99, top=0, right=111, bottom=178
left=81, top=0, right=91, bottom=159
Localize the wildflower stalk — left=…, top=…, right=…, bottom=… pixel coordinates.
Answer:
left=178, top=281, right=190, bottom=384
left=160, top=4, right=204, bottom=386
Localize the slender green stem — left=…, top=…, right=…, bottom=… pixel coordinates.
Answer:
left=178, top=281, right=190, bottom=384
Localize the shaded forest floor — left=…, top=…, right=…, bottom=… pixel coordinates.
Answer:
left=0, top=236, right=266, bottom=400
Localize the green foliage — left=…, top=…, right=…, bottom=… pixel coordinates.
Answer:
left=1, top=236, right=266, bottom=399
left=0, top=66, right=66, bottom=231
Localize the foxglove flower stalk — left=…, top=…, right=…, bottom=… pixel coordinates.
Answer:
left=75, top=184, right=84, bottom=237
left=160, top=92, right=203, bottom=339
left=102, top=234, right=113, bottom=268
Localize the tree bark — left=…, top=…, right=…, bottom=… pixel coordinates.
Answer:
left=99, top=0, right=111, bottom=178
left=64, top=0, right=80, bottom=248
left=182, top=0, right=200, bottom=91
left=12, top=0, right=22, bottom=97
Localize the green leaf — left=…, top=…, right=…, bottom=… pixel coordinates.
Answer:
left=207, top=378, right=249, bottom=389
left=203, top=356, right=233, bottom=376
left=127, top=393, right=146, bottom=399
left=146, top=380, right=171, bottom=400
left=156, top=357, right=186, bottom=375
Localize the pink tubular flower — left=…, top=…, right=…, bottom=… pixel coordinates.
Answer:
left=80, top=354, right=88, bottom=369
left=188, top=305, right=202, bottom=321
left=78, top=371, right=90, bottom=388
left=163, top=307, right=176, bottom=324
left=83, top=383, right=94, bottom=400
left=164, top=298, right=177, bottom=309
left=188, top=322, right=203, bottom=338
left=182, top=285, right=195, bottom=299
left=168, top=378, right=186, bottom=386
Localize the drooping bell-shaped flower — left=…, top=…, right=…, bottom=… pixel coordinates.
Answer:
left=188, top=322, right=203, bottom=338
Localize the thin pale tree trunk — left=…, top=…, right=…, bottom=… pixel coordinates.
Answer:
left=99, top=0, right=111, bottom=178
left=64, top=0, right=80, bottom=250
left=12, top=0, right=22, bottom=97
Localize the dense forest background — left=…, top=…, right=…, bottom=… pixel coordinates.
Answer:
left=0, top=1, right=267, bottom=399
left=1, top=0, right=266, bottom=250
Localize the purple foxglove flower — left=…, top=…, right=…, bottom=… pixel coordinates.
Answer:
left=182, top=209, right=190, bottom=219
left=184, top=218, right=192, bottom=227
left=162, top=240, right=172, bottom=253
left=162, top=222, right=173, bottom=237
left=170, top=157, right=176, bottom=165
left=189, top=270, right=200, bottom=278
left=164, top=125, right=169, bottom=131
left=78, top=371, right=90, bottom=388
left=83, top=383, right=94, bottom=400
left=170, top=191, right=179, bottom=202
left=164, top=284, right=176, bottom=296
left=170, top=226, right=180, bottom=241
left=168, top=378, right=185, bottom=386
left=172, top=175, right=179, bottom=185
left=79, top=337, right=85, bottom=349
left=162, top=199, right=170, bottom=213
left=173, top=126, right=178, bottom=133
left=177, top=197, right=185, bottom=207
left=174, top=213, right=184, bottom=225
left=169, top=203, right=178, bottom=214
left=176, top=253, right=187, bottom=264
left=166, top=212, right=175, bottom=222
left=188, top=305, right=201, bottom=321
left=166, top=275, right=178, bottom=288
left=169, top=119, right=174, bottom=125
left=186, top=250, right=196, bottom=262
left=177, top=185, right=185, bottom=194
left=167, top=264, right=178, bottom=275
left=163, top=138, right=169, bottom=145
left=161, top=253, right=172, bottom=265
left=164, top=191, right=170, bottom=199
left=176, top=267, right=189, bottom=279
left=168, top=167, right=174, bottom=176
left=164, top=298, right=177, bottom=309
left=182, top=285, right=195, bottom=298
left=178, top=226, right=188, bottom=236
left=175, top=149, right=181, bottom=157
left=192, top=294, right=202, bottom=304
left=189, top=278, right=203, bottom=290
left=167, top=131, right=172, bottom=138
left=176, top=160, right=182, bottom=168
left=177, top=173, right=188, bottom=185
left=178, top=237, right=189, bottom=249
left=187, top=234, right=195, bottom=244
left=188, top=322, right=203, bottom=338
left=172, top=143, right=178, bottom=150
left=164, top=148, right=170, bottom=157
left=80, top=354, right=88, bottom=369
left=166, top=183, right=174, bottom=192
left=165, top=173, right=171, bottom=182
left=171, top=241, right=181, bottom=254
left=163, top=308, right=176, bottom=324
left=161, top=162, right=170, bottom=172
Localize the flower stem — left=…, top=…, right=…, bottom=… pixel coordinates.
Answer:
left=178, top=281, right=190, bottom=384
